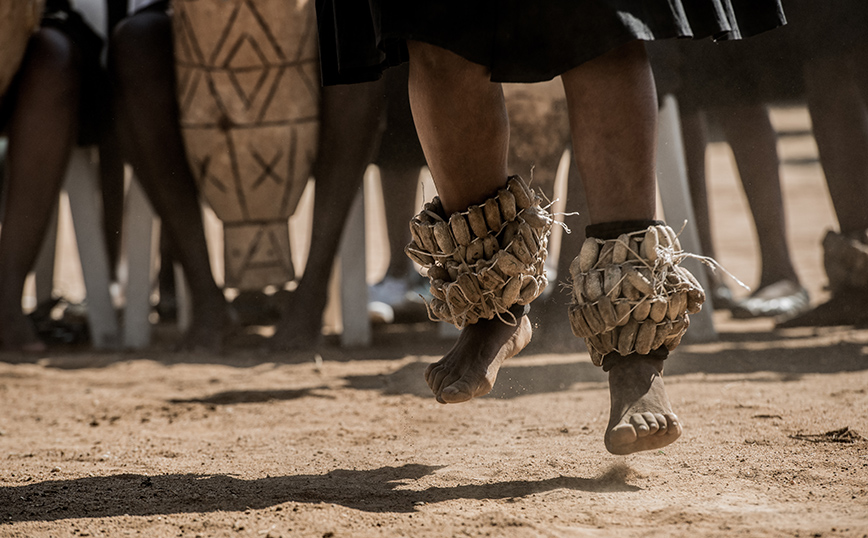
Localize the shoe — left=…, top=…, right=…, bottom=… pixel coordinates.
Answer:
left=367, top=274, right=432, bottom=323
left=369, top=276, right=410, bottom=307
left=367, top=301, right=395, bottom=324
left=730, top=280, right=810, bottom=321
left=777, top=289, right=868, bottom=328
left=711, top=283, right=737, bottom=310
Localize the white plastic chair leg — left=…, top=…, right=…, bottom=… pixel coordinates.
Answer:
left=339, top=186, right=371, bottom=347
left=121, top=174, right=157, bottom=349
left=656, top=94, right=717, bottom=343
left=63, top=148, right=120, bottom=349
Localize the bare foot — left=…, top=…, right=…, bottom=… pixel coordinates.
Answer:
left=0, top=311, right=46, bottom=353
left=605, top=356, right=682, bottom=455
left=270, top=290, right=326, bottom=351
left=425, top=313, right=532, bottom=404
left=176, top=301, right=236, bottom=353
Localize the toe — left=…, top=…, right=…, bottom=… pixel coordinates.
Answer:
left=426, top=364, right=448, bottom=392
left=652, top=413, right=668, bottom=434
left=440, top=381, right=474, bottom=403
left=664, top=413, right=681, bottom=434
left=629, top=414, right=651, bottom=436
left=641, top=412, right=660, bottom=434
left=438, top=371, right=460, bottom=393
left=424, top=363, right=436, bottom=384
left=433, top=367, right=456, bottom=393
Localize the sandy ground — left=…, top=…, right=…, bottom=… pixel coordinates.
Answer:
left=1, top=106, right=867, bottom=537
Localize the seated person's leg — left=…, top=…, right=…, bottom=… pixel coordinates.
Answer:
left=270, top=80, right=384, bottom=350
left=0, top=28, right=81, bottom=351
left=110, top=6, right=232, bottom=351
left=713, top=106, right=809, bottom=320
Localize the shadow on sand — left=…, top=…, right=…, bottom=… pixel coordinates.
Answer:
left=1, top=464, right=639, bottom=522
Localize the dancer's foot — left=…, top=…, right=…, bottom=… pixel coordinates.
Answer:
left=425, top=312, right=532, bottom=404
left=605, top=355, right=681, bottom=455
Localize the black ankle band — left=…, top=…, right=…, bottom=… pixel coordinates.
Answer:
left=601, top=346, right=670, bottom=372
left=586, top=220, right=665, bottom=241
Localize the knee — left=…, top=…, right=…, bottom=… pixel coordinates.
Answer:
left=20, top=28, right=81, bottom=102
left=109, top=12, right=173, bottom=84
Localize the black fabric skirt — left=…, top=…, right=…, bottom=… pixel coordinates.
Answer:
left=316, top=0, right=786, bottom=85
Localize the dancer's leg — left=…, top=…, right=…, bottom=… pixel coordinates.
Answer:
left=562, top=42, right=657, bottom=224
left=562, top=41, right=681, bottom=454
left=407, top=41, right=533, bottom=403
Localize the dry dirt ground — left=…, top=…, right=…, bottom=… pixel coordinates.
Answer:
left=1, top=107, right=867, bottom=537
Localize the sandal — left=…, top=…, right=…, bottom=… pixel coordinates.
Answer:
left=730, top=280, right=810, bottom=321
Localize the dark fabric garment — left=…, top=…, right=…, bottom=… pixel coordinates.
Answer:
left=784, top=0, right=868, bottom=60
left=648, top=30, right=803, bottom=110
left=586, top=219, right=665, bottom=241
left=372, top=63, right=427, bottom=170
left=601, top=350, right=668, bottom=371
left=317, top=0, right=786, bottom=85
left=649, top=0, right=868, bottom=110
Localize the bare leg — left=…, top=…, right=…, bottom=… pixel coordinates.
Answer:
left=679, top=109, right=734, bottom=308
left=0, top=29, right=79, bottom=352
left=379, top=163, right=422, bottom=282
left=406, top=41, right=531, bottom=403
left=804, top=57, right=868, bottom=236
left=779, top=54, right=868, bottom=327
left=376, top=63, right=428, bottom=284
left=680, top=110, right=714, bottom=259
left=98, top=125, right=125, bottom=279
left=562, top=41, right=680, bottom=454
left=715, top=106, right=801, bottom=288
left=110, top=11, right=232, bottom=351
left=562, top=43, right=657, bottom=223
left=271, top=81, right=384, bottom=350
left=409, top=43, right=510, bottom=214
left=710, top=106, right=808, bottom=318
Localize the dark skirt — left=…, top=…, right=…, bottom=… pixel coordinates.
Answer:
left=316, top=0, right=786, bottom=85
